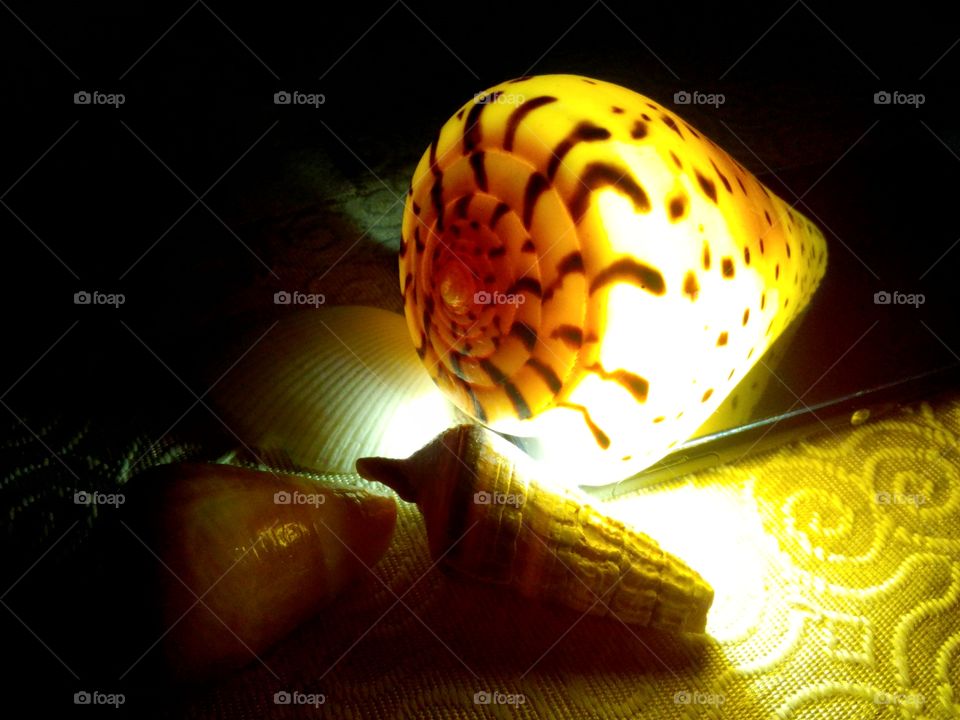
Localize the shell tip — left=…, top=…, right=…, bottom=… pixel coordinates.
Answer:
left=356, top=456, right=417, bottom=502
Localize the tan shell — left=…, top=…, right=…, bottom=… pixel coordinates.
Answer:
left=357, top=425, right=714, bottom=633
left=121, top=463, right=397, bottom=683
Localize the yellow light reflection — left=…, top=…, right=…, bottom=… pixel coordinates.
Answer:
left=382, top=387, right=459, bottom=460
left=604, top=477, right=774, bottom=640
left=503, top=185, right=787, bottom=488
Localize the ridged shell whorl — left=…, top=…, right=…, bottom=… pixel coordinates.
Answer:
left=401, top=75, right=828, bottom=484
left=357, top=425, right=714, bottom=633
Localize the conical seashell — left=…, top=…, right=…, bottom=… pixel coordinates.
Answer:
left=124, top=462, right=397, bottom=682
left=357, top=425, right=713, bottom=633
left=211, top=306, right=459, bottom=472
left=400, top=75, right=828, bottom=485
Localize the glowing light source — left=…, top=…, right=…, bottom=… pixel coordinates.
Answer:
left=605, top=477, right=775, bottom=639
left=382, top=386, right=460, bottom=461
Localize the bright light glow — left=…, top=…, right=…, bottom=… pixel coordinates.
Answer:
left=383, top=389, right=459, bottom=460
left=604, top=477, right=775, bottom=640
left=497, top=182, right=788, bottom=488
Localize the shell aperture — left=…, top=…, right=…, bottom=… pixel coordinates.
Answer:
left=400, top=75, right=827, bottom=484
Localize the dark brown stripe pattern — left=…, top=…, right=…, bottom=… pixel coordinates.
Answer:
left=587, top=363, right=649, bottom=403
left=504, top=95, right=558, bottom=151
left=522, top=172, right=550, bottom=229
left=559, top=402, right=610, bottom=448
left=463, top=91, right=502, bottom=154
left=526, top=357, right=562, bottom=393
left=547, top=122, right=611, bottom=180
left=569, top=162, right=651, bottom=223
left=589, top=258, right=665, bottom=295
left=479, top=358, right=532, bottom=419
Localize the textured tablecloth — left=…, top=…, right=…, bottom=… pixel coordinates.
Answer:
left=166, top=390, right=960, bottom=719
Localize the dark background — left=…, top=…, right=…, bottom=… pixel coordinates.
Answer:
left=1, top=0, right=958, bottom=715
left=2, top=1, right=959, bottom=412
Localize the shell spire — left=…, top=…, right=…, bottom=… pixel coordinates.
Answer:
left=358, top=424, right=714, bottom=633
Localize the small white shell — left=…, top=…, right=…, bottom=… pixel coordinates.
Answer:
left=211, top=306, right=459, bottom=472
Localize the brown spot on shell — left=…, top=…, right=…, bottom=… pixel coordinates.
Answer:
left=668, top=194, right=687, bottom=221
left=695, top=170, right=718, bottom=204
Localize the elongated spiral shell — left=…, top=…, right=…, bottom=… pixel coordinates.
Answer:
left=400, top=75, right=828, bottom=484
left=357, top=424, right=714, bottom=633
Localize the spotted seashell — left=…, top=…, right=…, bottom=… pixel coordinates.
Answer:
left=357, top=424, right=714, bottom=633
left=400, top=75, right=828, bottom=484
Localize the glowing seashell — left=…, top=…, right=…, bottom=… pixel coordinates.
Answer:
left=357, top=424, right=714, bottom=633
left=211, top=305, right=459, bottom=472
left=127, top=462, right=397, bottom=682
left=400, top=75, right=828, bottom=484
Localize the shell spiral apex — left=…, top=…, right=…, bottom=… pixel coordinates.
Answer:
left=357, top=424, right=715, bottom=634
left=400, top=75, right=827, bottom=485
